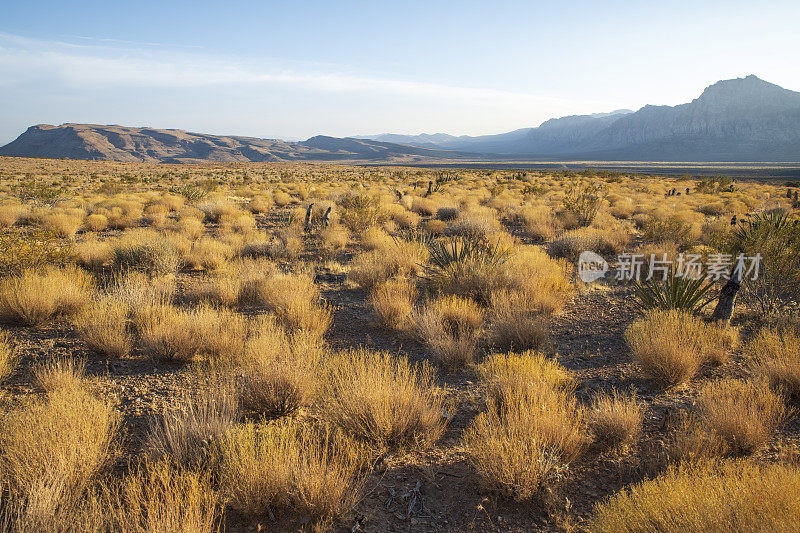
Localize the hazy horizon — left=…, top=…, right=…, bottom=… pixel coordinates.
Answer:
left=2, top=1, right=799, bottom=145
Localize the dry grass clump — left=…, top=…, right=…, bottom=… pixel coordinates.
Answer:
left=197, top=199, right=239, bottom=223
left=510, top=205, right=555, bottom=241
left=179, top=235, right=237, bottom=271
left=323, top=348, right=447, bottom=449
left=416, top=295, right=484, bottom=369
left=112, top=230, right=179, bottom=275
left=137, top=303, right=249, bottom=362
left=239, top=319, right=323, bottom=417
left=487, top=289, right=550, bottom=351
left=0, top=267, right=92, bottom=326
left=369, top=276, right=417, bottom=331
left=0, top=203, right=24, bottom=228
left=493, top=247, right=574, bottom=315
left=247, top=194, right=273, bottom=213
left=217, top=418, right=367, bottom=523
left=182, top=272, right=242, bottom=307
left=625, top=309, right=737, bottom=385
left=746, top=326, right=800, bottom=396
left=0, top=329, right=17, bottom=383
left=464, top=355, right=586, bottom=500
left=318, top=224, right=350, bottom=258
left=34, top=356, right=86, bottom=393
left=588, top=390, right=644, bottom=449
left=43, top=212, right=83, bottom=238
left=361, top=225, right=394, bottom=251
left=111, top=461, right=221, bottom=533
left=74, top=297, right=133, bottom=358
left=0, top=385, right=117, bottom=523
left=148, top=387, right=237, bottom=467
left=697, top=378, right=787, bottom=455
left=348, top=239, right=427, bottom=290
left=240, top=270, right=331, bottom=337
left=590, top=461, right=800, bottom=532
left=477, top=351, right=574, bottom=404
left=176, top=216, right=205, bottom=240
left=75, top=238, right=114, bottom=271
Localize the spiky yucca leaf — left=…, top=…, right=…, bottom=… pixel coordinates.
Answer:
left=635, top=272, right=715, bottom=314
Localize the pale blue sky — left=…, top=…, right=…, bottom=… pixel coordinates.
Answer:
left=1, top=1, right=798, bottom=144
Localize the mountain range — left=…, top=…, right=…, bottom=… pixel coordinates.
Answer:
left=1, top=75, right=799, bottom=163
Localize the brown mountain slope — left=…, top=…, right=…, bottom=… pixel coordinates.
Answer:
left=0, top=124, right=470, bottom=163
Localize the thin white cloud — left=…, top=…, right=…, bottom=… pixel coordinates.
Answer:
left=0, top=32, right=622, bottom=112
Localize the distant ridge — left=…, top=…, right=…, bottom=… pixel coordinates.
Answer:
left=356, top=76, right=800, bottom=161
left=2, top=76, right=799, bottom=163
left=0, top=124, right=472, bottom=163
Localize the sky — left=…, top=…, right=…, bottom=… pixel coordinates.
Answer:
left=1, top=0, right=799, bottom=145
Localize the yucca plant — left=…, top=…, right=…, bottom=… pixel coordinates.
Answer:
left=729, top=211, right=800, bottom=316
left=635, top=271, right=715, bottom=314
left=421, top=235, right=510, bottom=304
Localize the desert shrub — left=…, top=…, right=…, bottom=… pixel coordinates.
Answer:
left=112, top=461, right=221, bottom=533
left=699, top=201, right=726, bottom=216
left=590, top=461, right=800, bottom=532
left=318, top=224, right=349, bottom=258
left=239, top=270, right=331, bottom=338
left=148, top=387, right=237, bottom=467
left=464, top=358, right=585, bottom=500
left=239, top=319, right=323, bottom=417
left=697, top=378, right=786, bottom=455
left=634, top=271, right=715, bottom=313
left=322, top=348, right=447, bottom=449
left=247, top=195, right=273, bottom=214
left=422, top=235, right=509, bottom=304
left=640, top=214, right=694, bottom=247
left=0, top=267, right=91, bottom=326
left=588, top=390, right=643, bottom=449
left=219, top=212, right=257, bottom=235
left=516, top=205, right=558, bottom=241
left=546, top=229, right=599, bottom=261
left=112, top=230, right=178, bottom=275
left=75, top=238, right=113, bottom=271
left=176, top=216, right=205, bottom=240
left=449, top=211, right=503, bottom=240
left=339, top=194, right=381, bottom=232
left=348, top=239, right=427, bottom=290
left=34, top=356, right=86, bottom=393
left=0, top=228, right=74, bottom=276
left=369, top=276, right=417, bottom=331
left=217, top=418, right=367, bottom=522
left=182, top=235, right=237, bottom=271
left=43, top=212, right=83, bottom=239
left=493, top=246, right=574, bottom=314
left=477, top=351, right=574, bottom=405
left=419, top=218, right=447, bottom=235
left=625, top=309, right=737, bottom=385
left=0, top=329, right=17, bottom=382
left=137, top=303, right=248, bottom=362
left=416, top=295, right=484, bottom=369
left=730, top=211, right=800, bottom=316
left=747, top=326, right=800, bottom=396
left=486, top=290, right=550, bottom=352
left=0, top=203, right=24, bottom=228
left=361, top=226, right=394, bottom=251
left=197, top=199, right=239, bottom=223
left=182, top=273, right=241, bottom=307
left=561, top=180, right=604, bottom=227
left=74, top=297, right=133, bottom=358
left=0, top=385, right=117, bottom=522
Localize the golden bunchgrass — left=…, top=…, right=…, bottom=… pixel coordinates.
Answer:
left=625, top=309, right=737, bottom=385
left=591, top=461, right=800, bottom=532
